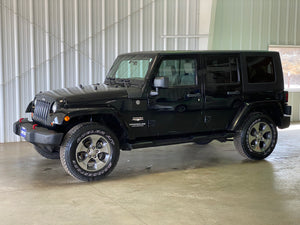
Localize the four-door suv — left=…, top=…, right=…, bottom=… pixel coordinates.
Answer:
left=14, top=51, right=292, bottom=181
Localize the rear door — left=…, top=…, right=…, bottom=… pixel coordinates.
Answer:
left=203, top=54, right=243, bottom=130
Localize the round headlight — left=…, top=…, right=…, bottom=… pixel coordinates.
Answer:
left=51, top=102, right=58, bottom=113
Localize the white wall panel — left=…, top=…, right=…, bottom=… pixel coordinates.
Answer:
left=289, top=92, right=300, bottom=122
left=0, top=0, right=212, bottom=143
left=0, top=9, right=4, bottom=143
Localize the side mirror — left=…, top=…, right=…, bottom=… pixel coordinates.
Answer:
left=150, top=77, right=169, bottom=96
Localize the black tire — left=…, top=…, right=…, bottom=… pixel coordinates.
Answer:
left=194, top=139, right=211, bottom=145
left=34, top=144, right=60, bottom=159
left=60, top=122, right=120, bottom=182
left=234, top=113, right=277, bottom=160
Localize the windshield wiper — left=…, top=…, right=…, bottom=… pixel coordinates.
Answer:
left=115, top=79, right=131, bottom=87
left=105, top=77, right=116, bottom=85
left=106, top=78, right=140, bottom=88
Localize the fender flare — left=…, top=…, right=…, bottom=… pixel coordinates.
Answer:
left=68, top=107, right=126, bottom=126
left=228, top=100, right=283, bottom=131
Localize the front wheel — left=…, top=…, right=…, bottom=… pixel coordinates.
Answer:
left=234, top=113, right=277, bottom=160
left=60, top=123, right=120, bottom=181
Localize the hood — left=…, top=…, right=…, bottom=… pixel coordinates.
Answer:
left=38, top=84, right=128, bottom=107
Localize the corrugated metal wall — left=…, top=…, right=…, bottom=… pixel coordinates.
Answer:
left=210, top=0, right=300, bottom=50
left=210, top=0, right=300, bottom=122
left=0, top=0, right=213, bottom=143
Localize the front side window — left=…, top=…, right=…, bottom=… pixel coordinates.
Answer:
left=157, top=58, right=197, bottom=87
left=246, top=56, right=275, bottom=83
left=206, top=55, right=240, bottom=85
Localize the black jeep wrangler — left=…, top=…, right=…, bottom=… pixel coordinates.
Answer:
left=14, top=51, right=291, bottom=181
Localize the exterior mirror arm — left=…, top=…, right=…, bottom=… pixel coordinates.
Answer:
left=150, top=88, right=159, bottom=96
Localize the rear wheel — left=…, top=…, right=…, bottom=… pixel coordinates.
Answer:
left=60, top=122, right=120, bottom=181
left=234, top=113, right=277, bottom=160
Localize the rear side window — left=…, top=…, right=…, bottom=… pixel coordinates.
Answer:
left=206, top=56, right=240, bottom=85
left=246, top=56, right=275, bottom=83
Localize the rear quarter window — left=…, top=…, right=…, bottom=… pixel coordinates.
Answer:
left=246, top=56, right=275, bottom=83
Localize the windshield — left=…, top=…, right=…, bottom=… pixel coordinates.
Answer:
left=105, top=55, right=154, bottom=87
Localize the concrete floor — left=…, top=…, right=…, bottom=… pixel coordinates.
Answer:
left=0, top=124, right=300, bottom=225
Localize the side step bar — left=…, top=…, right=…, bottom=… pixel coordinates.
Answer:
left=122, top=132, right=235, bottom=150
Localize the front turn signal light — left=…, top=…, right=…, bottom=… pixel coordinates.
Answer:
left=64, top=116, right=70, bottom=122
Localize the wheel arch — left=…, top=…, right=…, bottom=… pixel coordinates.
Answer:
left=229, top=101, right=284, bottom=131
left=60, top=108, right=128, bottom=149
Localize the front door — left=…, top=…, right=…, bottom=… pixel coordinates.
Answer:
left=147, top=56, right=205, bottom=136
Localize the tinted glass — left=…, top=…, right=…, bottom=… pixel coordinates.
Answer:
left=157, top=59, right=197, bottom=87
left=246, top=56, right=275, bottom=83
left=206, top=56, right=239, bottom=85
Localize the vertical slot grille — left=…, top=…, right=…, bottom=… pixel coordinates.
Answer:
left=33, top=100, right=52, bottom=125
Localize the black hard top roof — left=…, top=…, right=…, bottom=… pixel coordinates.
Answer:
left=119, top=50, right=279, bottom=57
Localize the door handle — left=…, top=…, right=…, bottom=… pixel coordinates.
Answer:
left=226, top=90, right=240, bottom=95
left=186, top=93, right=201, bottom=98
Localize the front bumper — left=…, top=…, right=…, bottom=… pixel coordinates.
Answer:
left=13, top=118, right=64, bottom=146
